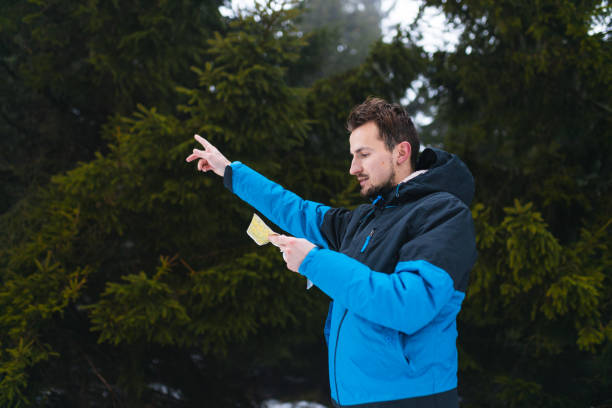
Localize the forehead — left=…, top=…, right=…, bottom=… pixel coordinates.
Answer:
left=349, top=121, right=386, bottom=154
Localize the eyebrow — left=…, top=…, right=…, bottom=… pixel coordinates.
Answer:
left=351, top=147, right=373, bottom=155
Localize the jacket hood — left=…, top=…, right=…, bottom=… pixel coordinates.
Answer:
left=383, top=148, right=475, bottom=206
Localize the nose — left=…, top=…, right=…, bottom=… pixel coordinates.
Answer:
left=349, top=157, right=361, bottom=175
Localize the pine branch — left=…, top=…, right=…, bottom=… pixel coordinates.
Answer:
left=83, top=353, right=120, bottom=408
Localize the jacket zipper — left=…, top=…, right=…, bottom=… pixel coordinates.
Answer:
left=360, top=229, right=375, bottom=253
left=333, top=309, right=348, bottom=405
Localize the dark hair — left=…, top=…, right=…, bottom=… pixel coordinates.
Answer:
left=347, top=96, right=420, bottom=170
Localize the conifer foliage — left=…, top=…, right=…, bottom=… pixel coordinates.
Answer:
left=420, top=0, right=612, bottom=405
left=1, top=0, right=610, bottom=406
left=0, top=1, right=422, bottom=406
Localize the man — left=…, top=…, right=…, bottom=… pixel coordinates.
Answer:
left=186, top=97, right=477, bottom=408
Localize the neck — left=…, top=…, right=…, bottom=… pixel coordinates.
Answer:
left=392, top=166, right=413, bottom=185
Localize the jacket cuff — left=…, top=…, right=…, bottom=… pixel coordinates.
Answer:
left=223, top=161, right=242, bottom=192
left=299, top=247, right=321, bottom=277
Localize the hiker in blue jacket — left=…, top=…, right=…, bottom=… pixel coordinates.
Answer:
left=186, top=97, right=477, bottom=408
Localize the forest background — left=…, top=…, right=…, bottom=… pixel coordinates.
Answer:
left=0, top=0, right=610, bottom=407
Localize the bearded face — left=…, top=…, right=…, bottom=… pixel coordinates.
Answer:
left=349, top=122, right=398, bottom=198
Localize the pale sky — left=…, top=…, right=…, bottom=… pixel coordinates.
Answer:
left=218, top=0, right=460, bottom=127
left=380, top=0, right=461, bottom=52
left=220, top=0, right=461, bottom=53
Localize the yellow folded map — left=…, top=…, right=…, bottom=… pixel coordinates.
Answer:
left=246, top=213, right=277, bottom=245
left=246, top=213, right=313, bottom=290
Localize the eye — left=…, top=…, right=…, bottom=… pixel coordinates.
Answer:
left=359, top=153, right=369, bottom=159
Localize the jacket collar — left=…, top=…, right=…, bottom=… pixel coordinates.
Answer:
left=368, top=148, right=475, bottom=207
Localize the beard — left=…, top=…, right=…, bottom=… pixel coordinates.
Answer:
left=360, top=168, right=396, bottom=199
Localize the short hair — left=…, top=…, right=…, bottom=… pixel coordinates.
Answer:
left=347, top=97, right=420, bottom=170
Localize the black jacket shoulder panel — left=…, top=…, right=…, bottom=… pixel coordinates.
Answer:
left=399, top=192, right=477, bottom=292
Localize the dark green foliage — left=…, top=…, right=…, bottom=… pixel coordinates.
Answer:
left=177, top=1, right=311, bottom=161
left=1, top=1, right=418, bottom=405
left=0, top=0, right=226, bottom=213
left=417, top=0, right=611, bottom=405
left=462, top=201, right=611, bottom=406
left=1, top=0, right=610, bottom=406
left=421, top=0, right=611, bottom=221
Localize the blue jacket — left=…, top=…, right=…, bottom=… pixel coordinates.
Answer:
left=223, top=148, right=477, bottom=407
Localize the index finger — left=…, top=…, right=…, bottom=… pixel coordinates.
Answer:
left=194, top=134, right=212, bottom=149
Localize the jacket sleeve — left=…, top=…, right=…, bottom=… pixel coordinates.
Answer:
left=223, top=162, right=332, bottom=248
left=298, top=196, right=477, bottom=334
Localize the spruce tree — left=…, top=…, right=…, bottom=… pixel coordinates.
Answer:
left=0, top=1, right=429, bottom=404
left=419, top=0, right=612, bottom=405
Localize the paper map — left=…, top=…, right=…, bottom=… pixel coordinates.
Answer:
left=246, top=213, right=313, bottom=290
left=246, top=213, right=277, bottom=245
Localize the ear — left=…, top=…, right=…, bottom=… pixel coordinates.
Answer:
left=394, top=141, right=412, bottom=166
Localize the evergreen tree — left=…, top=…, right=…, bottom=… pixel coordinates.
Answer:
left=290, top=0, right=389, bottom=85
left=0, top=1, right=426, bottom=405
left=4, top=0, right=609, bottom=406
left=0, top=0, right=226, bottom=213
left=418, top=0, right=612, bottom=405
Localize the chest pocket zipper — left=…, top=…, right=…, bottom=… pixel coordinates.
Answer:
left=360, top=229, right=375, bottom=253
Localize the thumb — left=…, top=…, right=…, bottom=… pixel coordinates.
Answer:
left=268, top=233, right=283, bottom=247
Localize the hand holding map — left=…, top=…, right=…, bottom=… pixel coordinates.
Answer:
left=246, top=214, right=314, bottom=290
left=246, top=213, right=278, bottom=245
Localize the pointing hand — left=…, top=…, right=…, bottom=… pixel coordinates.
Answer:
left=185, top=134, right=231, bottom=177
